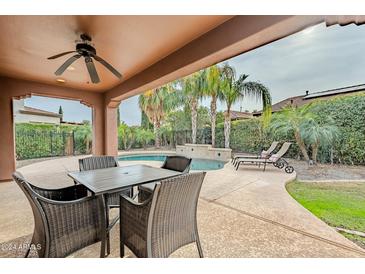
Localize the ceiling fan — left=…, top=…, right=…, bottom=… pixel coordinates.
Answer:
left=47, top=33, right=122, bottom=84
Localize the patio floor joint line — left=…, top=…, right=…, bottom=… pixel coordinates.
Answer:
left=200, top=198, right=365, bottom=256
left=210, top=180, right=258, bottom=201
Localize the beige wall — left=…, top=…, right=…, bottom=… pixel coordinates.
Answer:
left=13, top=99, right=61, bottom=124
left=14, top=113, right=60, bottom=124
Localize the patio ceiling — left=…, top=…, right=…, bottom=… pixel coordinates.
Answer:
left=0, top=15, right=231, bottom=92
left=1, top=15, right=364, bottom=103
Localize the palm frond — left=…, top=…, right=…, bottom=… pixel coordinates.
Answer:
left=238, top=81, right=272, bottom=127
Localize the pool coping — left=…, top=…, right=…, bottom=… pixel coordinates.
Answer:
left=118, top=150, right=176, bottom=156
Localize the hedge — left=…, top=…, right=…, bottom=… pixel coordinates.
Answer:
left=15, top=123, right=90, bottom=160
left=216, top=94, right=365, bottom=165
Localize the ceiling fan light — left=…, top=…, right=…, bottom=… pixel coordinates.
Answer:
left=56, top=78, right=66, bottom=83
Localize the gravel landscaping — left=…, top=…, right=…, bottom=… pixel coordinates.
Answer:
left=289, top=159, right=365, bottom=181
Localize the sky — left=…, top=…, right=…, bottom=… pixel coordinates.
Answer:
left=24, top=23, right=365, bottom=124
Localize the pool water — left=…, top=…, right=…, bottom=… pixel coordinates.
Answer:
left=118, top=154, right=226, bottom=170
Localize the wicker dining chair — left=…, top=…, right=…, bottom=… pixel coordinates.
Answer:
left=120, top=172, right=206, bottom=258
left=78, top=155, right=132, bottom=206
left=78, top=155, right=132, bottom=255
left=13, top=172, right=105, bottom=258
left=138, top=155, right=192, bottom=202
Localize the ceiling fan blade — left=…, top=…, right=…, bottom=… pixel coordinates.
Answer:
left=48, top=51, right=76, bottom=60
left=54, top=54, right=81, bottom=76
left=92, top=54, right=122, bottom=79
left=85, top=57, right=100, bottom=83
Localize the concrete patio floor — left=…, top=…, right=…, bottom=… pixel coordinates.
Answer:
left=0, top=154, right=364, bottom=258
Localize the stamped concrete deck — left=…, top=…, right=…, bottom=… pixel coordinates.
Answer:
left=1, top=154, right=364, bottom=258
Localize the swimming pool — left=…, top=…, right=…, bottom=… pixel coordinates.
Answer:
left=118, top=154, right=226, bottom=170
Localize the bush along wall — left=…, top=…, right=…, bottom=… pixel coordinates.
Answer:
left=310, top=94, right=365, bottom=165
left=15, top=123, right=91, bottom=160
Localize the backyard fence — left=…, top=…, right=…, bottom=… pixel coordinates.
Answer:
left=15, top=129, right=90, bottom=160
left=118, top=128, right=216, bottom=151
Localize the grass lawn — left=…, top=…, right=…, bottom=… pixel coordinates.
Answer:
left=286, top=181, right=365, bottom=248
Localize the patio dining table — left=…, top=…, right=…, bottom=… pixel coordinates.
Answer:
left=68, top=164, right=182, bottom=257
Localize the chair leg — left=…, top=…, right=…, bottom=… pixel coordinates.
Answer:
left=24, top=243, right=32, bottom=258
left=235, top=161, right=240, bottom=170
left=120, top=242, right=125, bottom=258
left=196, top=240, right=204, bottom=258
left=106, top=233, right=111, bottom=256
left=119, top=196, right=125, bottom=258
left=106, top=206, right=111, bottom=256
left=99, top=195, right=107, bottom=258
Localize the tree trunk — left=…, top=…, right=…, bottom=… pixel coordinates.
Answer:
left=294, top=131, right=310, bottom=161
left=224, top=110, right=231, bottom=148
left=154, top=120, right=161, bottom=148
left=311, top=141, right=320, bottom=164
left=191, top=98, right=198, bottom=144
left=210, top=95, right=217, bottom=147
left=123, top=138, right=127, bottom=151
left=86, top=139, right=91, bottom=154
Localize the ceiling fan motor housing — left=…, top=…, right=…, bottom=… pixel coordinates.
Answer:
left=76, top=43, right=96, bottom=56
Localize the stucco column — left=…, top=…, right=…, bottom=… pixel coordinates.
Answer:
left=92, top=101, right=106, bottom=155
left=0, top=93, right=15, bottom=181
left=104, top=103, right=119, bottom=156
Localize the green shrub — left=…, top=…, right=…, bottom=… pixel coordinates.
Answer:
left=310, top=94, right=365, bottom=164
left=15, top=123, right=90, bottom=159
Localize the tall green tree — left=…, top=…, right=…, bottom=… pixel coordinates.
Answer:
left=117, top=107, right=121, bottom=127
left=138, top=84, right=178, bottom=148
left=58, top=105, right=63, bottom=122
left=118, top=122, right=136, bottom=150
left=202, top=65, right=222, bottom=147
left=141, top=111, right=153, bottom=130
left=219, top=63, right=272, bottom=148
left=182, top=71, right=205, bottom=144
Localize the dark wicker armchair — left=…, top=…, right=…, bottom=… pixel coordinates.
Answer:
left=120, top=172, right=206, bottom=258
left=138, top=155, right=192, bottom=201
left=78, top=155, right=132, bottom=206
left=13, top=172, right=105, bottom=258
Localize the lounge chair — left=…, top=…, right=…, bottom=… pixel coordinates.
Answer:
left=235, top=142, right=294, bottom=173
left=232, top=141, right=279, bottom=165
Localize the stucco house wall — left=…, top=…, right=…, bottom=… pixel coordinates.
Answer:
left=13, top=99, right=61, bottom=124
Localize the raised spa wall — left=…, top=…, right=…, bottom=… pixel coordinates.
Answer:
left=176, top=144, right=232, bottom=161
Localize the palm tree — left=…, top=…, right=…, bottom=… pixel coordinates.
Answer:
left=75, top=124, right=92, bottom=153
left=135, top=127, right=154, bottom=149
left=270, top=104, right=314, bottom=162
left=182, top=71, right=205, bottom=144
left=202, top=65, right=221, bottom=147
left=138, top=84, right=177, bottom=148
left=302, top=116, right=339, bottom=164
left=118, top=122, right=133, bottom=150
left=219, top=63, right=272, bottom=148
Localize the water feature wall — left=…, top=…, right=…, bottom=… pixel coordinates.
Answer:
left=176, top=144, right=232, bottom=161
